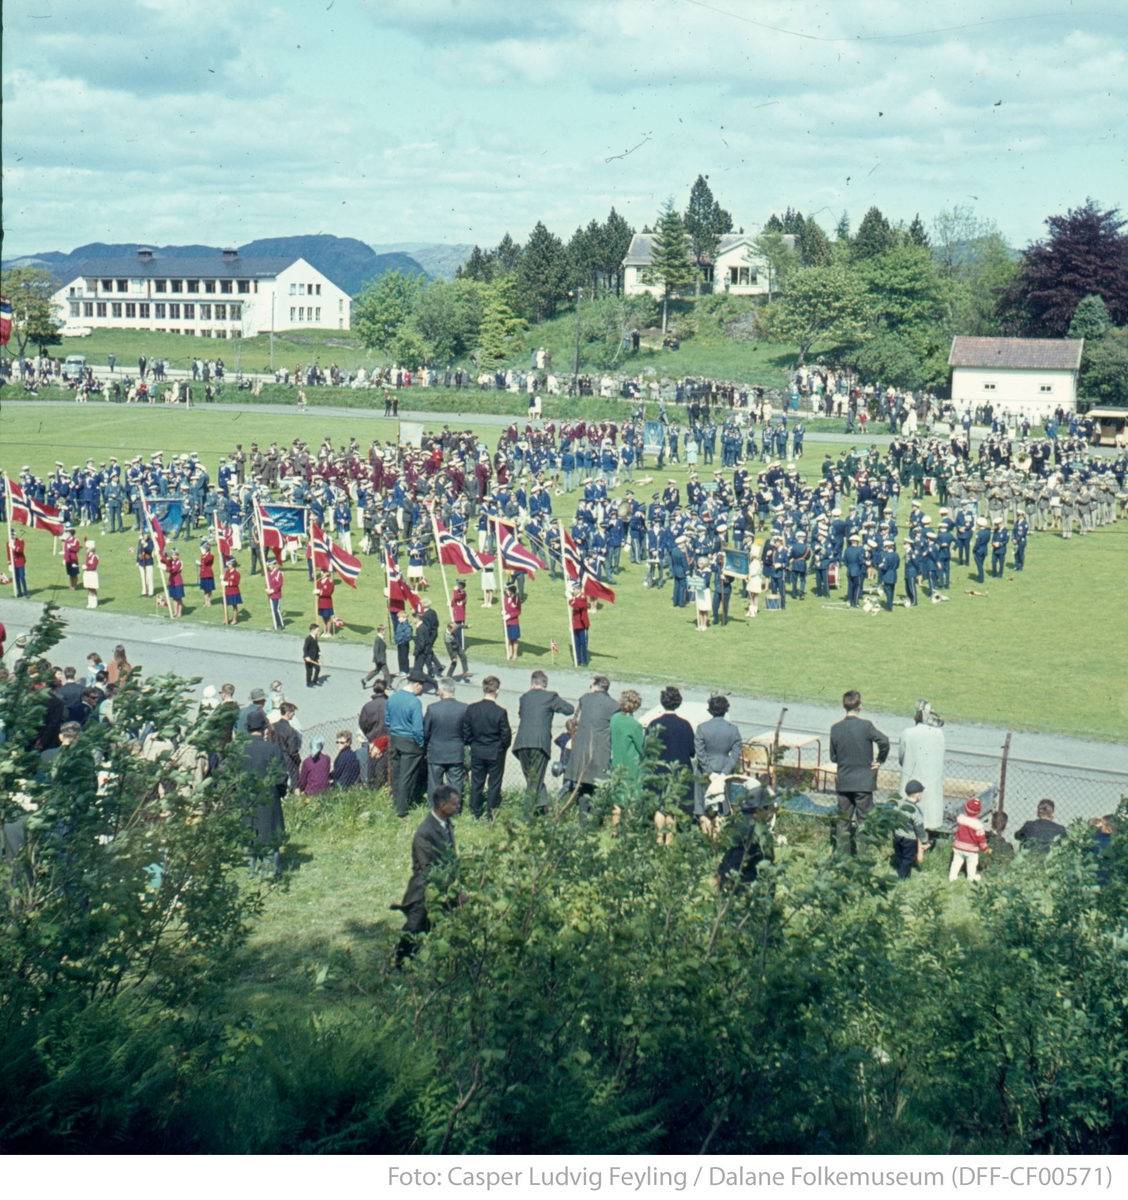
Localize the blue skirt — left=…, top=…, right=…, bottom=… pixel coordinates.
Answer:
left=506, top=623, right=521, bottom=641
left=318, top=606, right=334, bottom=619
left=226, top=591, right=243, bottom=606
left=168, top=584, right=185, bottom=600
left=199, top=576, right=215, bottom=593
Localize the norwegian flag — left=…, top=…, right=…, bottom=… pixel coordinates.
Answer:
left=140, top=494, right=166, bottom=554
left=435, top=519, right=491, bottom=575
left=216, top=527, right=232, bottom=561
left=309, top=522, right=331, bottom=571
left=7, top=479, right=65, bottom=537
left=0, top=296, right=11, bottom=347
left=384, top=546, right=422, bottom=613
left=550, top=638, right=559, bottom=656
left=562, top=529, right=616, bottom=604
left=255, top=500, right=284, bottom=549
left=497, top=521, right=546, bottom=578
left=329, top=539, right=362, bottom=588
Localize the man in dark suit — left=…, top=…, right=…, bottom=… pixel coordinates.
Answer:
left=512, top=669, right=575, bottom=808
left=650, top=685, right=696, bottom=814
left=241, top=708, right=287, bottom=878
left=461, top=675, right=512, bottom=819
left=360, top=623, right=391, bottom=687
left=571, top=675, right=621, bottom=814
left=829, top=689, right=890, bottom=853
left=413, top=600, right=443, bottom=682
left=424, top=679, right=469, bottom=794
left=392, top=783, right=462, bottom=966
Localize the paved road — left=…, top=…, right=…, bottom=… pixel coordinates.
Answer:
left=4, top=598, right=1124, bottom=775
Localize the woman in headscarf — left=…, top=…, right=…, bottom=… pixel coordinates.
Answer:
left=298, top=735, right=331, bottom=796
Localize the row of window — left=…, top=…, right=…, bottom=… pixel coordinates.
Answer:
left=982, top=382, right=1054, bottom=394
left=289, top=282, right=322, bottom=296
left=152, top=328, right=238, bottom=337
left=290, top=307, right=321, bottom=321
left=70, top=302, right=241, bottom=320
left=93, top=277, right=250, bottom=295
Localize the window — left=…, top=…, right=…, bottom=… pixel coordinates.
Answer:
left=169, top=328, right=179, bottom=334
left=183, top=304, right=195, bottom=319
left=290, top=307, right=296, bottom=321
left=205, top=280, right=216, bottom=294
left=69, top=302, right=80, bottom=317
left=298, top=283, right=305, bottom=296
left=187, top=279, right=199, bottom=293
left=220, top=280, right=233, bottom=294
left=199, top=304, right=212, bottom=320
left=139, top=303, right=150, bottom=318
left=339, top=318, right=343, bottom=329
left=69, top=286, right=77, bottom=297
left=315, top=283, right=321, bottom=295
left=216, top=329, right=227, bottom=339
left=102, top=279, right=113, bottom=292
left=96, top=302, right=107, bottom=317
left=702, top=266, right=714, bottom=283
left=315, top=307, right=321, bottom=321
left=983, top=382, right=996, bottom=391
left=298, top=307, right=305, bottom=321
left=214, top=304, right=226, bottom=320
left=289, top=282, right=296, bottom=295
left=111, top=302, right=123, bottom=318
left=125, top=302, right=136, bottom=318
left=738, top=267, right=751, bottom=285
left=338, top=298, right=344, bottom=312
left=116, top=279, right=128, bottom=292
left=171, top=279, right=183, bottom=293
left=154, top=303, right=166, bottom=319
left=184, top=329, right=195, bottom=336
left=201, top=328, right=212, bottom=337
left=155, top=327, right=166, bottom=332
left=237, top=280, right=249, bottom=293
left=83, top=302, right=94, bottom=317
left=155, top=280, right=167, bottom=293
left=231, top=329, right=241, bottom=338
left=1039, top=384, right=1053, bottom=394
left=131, top=279, right=143, bottom=293
left=308, top=282, right=314, bottom=294
left=229, top=303, right=241, bottom=320
left=169, top=303, right=180, bottom=319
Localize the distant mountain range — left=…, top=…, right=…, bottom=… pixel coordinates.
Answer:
left=4, top=234, right=477, bottom=293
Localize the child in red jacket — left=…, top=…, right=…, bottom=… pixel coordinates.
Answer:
left=950, top=796, right=988, bottom=881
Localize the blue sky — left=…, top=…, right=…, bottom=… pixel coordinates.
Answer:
left=2, top=0, right=1124, bottom=256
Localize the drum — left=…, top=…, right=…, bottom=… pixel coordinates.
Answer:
left=827, top=562, right=840, bottom=588
left=924, top=477, right=935, bottom=495
left=765, top=596, right=781, bottom=611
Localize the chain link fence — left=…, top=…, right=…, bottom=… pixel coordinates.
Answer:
left=289, top=706, right=1126, bottom=834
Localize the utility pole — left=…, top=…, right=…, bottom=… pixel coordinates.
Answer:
left=572, top=286, right=582, bottom=393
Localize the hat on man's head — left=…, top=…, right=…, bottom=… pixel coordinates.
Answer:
left=904, top=779, right=924, bottom=795
left=407, top=669, right=429, bottom=685
left=245, top=709, right=268, bottom=732
left=249, top=687, right=266, bottom=702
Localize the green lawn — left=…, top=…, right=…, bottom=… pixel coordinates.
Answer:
left=2, top=403, right=1124, bottom=739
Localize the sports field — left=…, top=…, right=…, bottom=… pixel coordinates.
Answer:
left=2, top=402, right=1124, bottom=739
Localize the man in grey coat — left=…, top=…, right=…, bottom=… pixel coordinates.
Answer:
left=423, top=680, right=469, bottom=794
left=694, top=694, right=744, bottom=817
left=829, top=689, right=890, bottom=853
left=570, top=675, right=620, bottom=814
left=512, top=670, right=575, bottom=808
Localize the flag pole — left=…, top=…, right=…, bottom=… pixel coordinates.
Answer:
left=4, top=476, right=19, bottom=598
left=214, top=509, right=229, bottom=624
left=145, top=496, right=174, bottom=618
left=558, top=518, right=578, bottom=667
left=494, top=514, right=509, bottom=652
left=254, top=499, right=268, bottom=625
left=428, top=502, right=453, bottom=620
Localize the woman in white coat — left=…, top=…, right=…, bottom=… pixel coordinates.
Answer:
left=898, top=700, right=946, bottom=829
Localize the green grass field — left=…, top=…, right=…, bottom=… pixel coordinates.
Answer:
left=3, top=402, right=1124, bottom=739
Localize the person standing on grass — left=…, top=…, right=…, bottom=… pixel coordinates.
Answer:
left=82, top=540, right=100, bottom=609
left=315, top=568, right=335, bottom=636
left=62, top=526, right=81, bottom=591
left=462, top=675, right=512, bottom=820
left=162, top=547, right=186, bottom=618
left=302, top=624, right=321, bottom=687
left=893, top=779, right=931, bottom=879
left=266, top=560, right=284, bottom=630
left=7, top=531, right=28, bottom=598
left=137, top=530, right=156, bottom=597
left=570, top=585, right=590, bottom=667
left=950, top=797, right=988, bottom=881
left=222, top=557, right=242, bottom=625
left=387, top=672, right=427, bottom=817
left=197, top=538, right=216, bottom=608
left=829, top=689, right=890, bottom=855
left=392, top=783, right=463, bottom=968
left=503, top=584, right=522, bottom=660
left=513, top=669, right=575, bottom=808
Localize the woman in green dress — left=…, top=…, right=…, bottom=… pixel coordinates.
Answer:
left=610, top=688, right=645, bottom=795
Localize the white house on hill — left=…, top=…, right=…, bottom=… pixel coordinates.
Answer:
left=50, top=248, right=351, bottom=339
left=622, top=229, right=795, bottom=297
left=948, top=336, right=1083, bottom=419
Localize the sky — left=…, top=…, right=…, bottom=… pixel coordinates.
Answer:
left=2, top=0, right=1125, bottom=258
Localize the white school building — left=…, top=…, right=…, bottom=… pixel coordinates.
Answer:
left=51, top=248, right=352, bottom=340
left=948, top=336, right=1083, bottom=420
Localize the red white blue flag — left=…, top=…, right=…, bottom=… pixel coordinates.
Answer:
left=6, top=480, right=65, bottom=537
left=562, top=529, right=616, bottom=604
left=329, top=539, right=362, bottom=588
left=384, top=546, right=422, bottom=613
left=140, top=494, right=166, bottom=554
left=435, top=519, right=491, bottom=574
left=497, top=521, right=546, bottom=578
left=0, top=296, right=12, bottom=347
left=309, top=521, right=331, bottom=571
left=255, top=500, right=284, bottom=549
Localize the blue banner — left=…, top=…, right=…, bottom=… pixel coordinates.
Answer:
left=146, top=496, right=183, bottom=537
left=262, top=503, right=308, bottom=538
left=643, top=421, right=665, bottom=452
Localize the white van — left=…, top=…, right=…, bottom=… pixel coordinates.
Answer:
left=64, top=354, right=87, bottom=380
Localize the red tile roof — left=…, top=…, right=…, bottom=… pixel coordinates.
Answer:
left=948, top=337, right=1083, bottom=370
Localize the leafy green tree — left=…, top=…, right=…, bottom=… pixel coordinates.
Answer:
left=801, top=217, right=834, bottom=267
left=455, top=245, right=496, bottom=284
left=906, top=214, right=930, bottom=248
left=684, top=174, right=733, bottom=296
left=476, top=279, right=527, bottom=368
left=493, top=233, right=524, bottom=277
left=748, top=230, right=793, bottom=301
left=858, top=244, right=948, bottom=333
left=515, top=221, right=568, bottom=323
left=411, top=278, right=486, bottom=364
left=353, top=269, right=423, bottom=352
left=1, top=267, right=63, bottom=355
left=1079, top=326, right=1128, bottom=406
left=772, top=265, right=871, bottom=363
left=643, top=200, right=695, bottom=333
left=566, top=221, right=601, bottom=294
left=1068, top=293, right=1112, bottom=340
left=852, top=206, right=897, bottom=261
left=575, top=293, right=658, bottom=369
left=600, top=207, right=635, bottom=296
